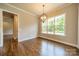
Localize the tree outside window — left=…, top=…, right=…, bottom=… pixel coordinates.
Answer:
left=41, top=14, right=65, bottom=35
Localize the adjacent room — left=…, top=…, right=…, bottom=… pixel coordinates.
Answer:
left=0, top=3, right=79, bottom=56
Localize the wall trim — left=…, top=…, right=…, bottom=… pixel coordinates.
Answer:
left=18, top=37, right=37, bottom=42
left=0, top=9, right=3, bottom=48
left=39, top=36, right=78, bottom=48
left=4, top=3, right=37, bottom=16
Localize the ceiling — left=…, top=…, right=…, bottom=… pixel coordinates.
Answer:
left=9, top=3, right=70, bottom=16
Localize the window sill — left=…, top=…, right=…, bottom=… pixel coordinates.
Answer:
left=55, top=33, right=65, bottom=36
left=41, top=32, right=65, bottom=37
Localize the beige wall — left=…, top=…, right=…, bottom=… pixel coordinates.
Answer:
left=39, top=4, right=78, bottom=46
left=0, top=4, right=38, bottom=43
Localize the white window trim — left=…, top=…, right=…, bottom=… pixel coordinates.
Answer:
left=41, top=13, right=66, bottom=36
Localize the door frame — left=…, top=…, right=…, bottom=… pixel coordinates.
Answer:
left=0, top=9, right=3, bottom=47
left=0, top=8, right=19, bottom=47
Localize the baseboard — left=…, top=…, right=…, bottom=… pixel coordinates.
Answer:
left=39, top=36, right=78, bottom=48
left=18, top=37, right=37, bottom=42
left=18, top=36, right=79, bottom=49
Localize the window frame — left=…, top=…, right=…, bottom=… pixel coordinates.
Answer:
left=41, top=13, right=66, bottom=36
left=54, top=13, right=66, bottom=36
left=47, top=17, right=55, bottom=34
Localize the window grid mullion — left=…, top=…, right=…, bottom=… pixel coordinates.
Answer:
left=54, top=17, right=55, bottom=34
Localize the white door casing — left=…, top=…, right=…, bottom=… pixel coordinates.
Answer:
left=0, top=9, right=3, bottom=47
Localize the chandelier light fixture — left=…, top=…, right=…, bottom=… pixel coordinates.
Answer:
left=40, top=4, right=47, bottom=23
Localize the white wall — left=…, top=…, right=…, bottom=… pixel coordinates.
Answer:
left=18, top=13, right=38, bottom=42
left=39, top=4, right=78, bottom=47
left=0, top=4, right=38, bottom=43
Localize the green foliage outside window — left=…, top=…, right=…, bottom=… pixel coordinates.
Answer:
left=55, top=16, right=64, bottom=33
left=42, top=14, right=65, bottom=35
left=48, top=20, right=54, bottom=33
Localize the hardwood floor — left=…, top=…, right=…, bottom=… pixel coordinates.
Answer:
left=0, top=36, right=79, bottom=56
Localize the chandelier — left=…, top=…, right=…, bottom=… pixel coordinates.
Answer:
left=40, top=4, right=47, bottom=23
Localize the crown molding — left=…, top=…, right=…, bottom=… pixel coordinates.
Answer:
left=4, top=3, right=38, bottom=16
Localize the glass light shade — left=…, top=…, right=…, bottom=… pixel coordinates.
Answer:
left=41, top=14, right=47, bottom=23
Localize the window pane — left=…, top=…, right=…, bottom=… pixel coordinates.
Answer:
left=42, top=20, right=47, bottom=33
left=48, top=18, right=54, bottom=34
left=55, top=14, right=65, bottom=35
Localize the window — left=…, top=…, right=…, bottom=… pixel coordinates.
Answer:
left=55, top=14, right=65, bottom=35
left=41, top=14, right=65, bottom=35
left=41, top=20, right=47, bottom=33
left=48, top=17, right=54, bottom=34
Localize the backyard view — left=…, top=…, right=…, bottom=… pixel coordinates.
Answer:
left=42, top=14, right=65, bottom=35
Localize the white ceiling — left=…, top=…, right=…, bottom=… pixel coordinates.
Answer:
left=9, top=3, right=70, bottom=16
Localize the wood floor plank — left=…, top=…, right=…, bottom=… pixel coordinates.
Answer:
left=0, top=36, right=79, bottom=56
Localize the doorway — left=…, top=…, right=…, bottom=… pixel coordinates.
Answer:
left=2, top=11, right=18, bottom=55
